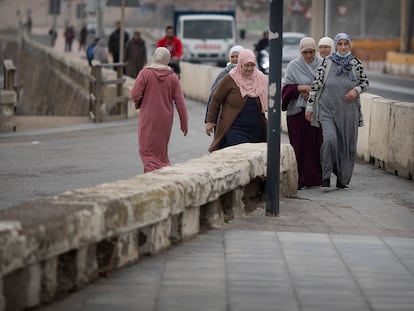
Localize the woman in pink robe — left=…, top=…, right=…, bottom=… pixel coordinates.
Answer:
left=131, top=47, right=188, bottom=173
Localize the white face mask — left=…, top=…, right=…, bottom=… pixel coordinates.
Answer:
left=336, top=51, right=351, bottom=58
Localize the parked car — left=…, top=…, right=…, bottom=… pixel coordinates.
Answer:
left=256, top=32, right=306, bottom=75
left=282, top=32, right=306, bottom=63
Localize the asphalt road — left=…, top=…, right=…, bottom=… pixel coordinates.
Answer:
left=366, top=70, right=414, bottom=103
left=0, top=99, right=215, bottom=209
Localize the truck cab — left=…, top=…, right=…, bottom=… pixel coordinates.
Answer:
left=174, top=11, right=236, bottom=67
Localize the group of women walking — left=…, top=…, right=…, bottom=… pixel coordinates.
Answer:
left=130, top=31, right=369, bottom=193
left=283, top=32, right=369, bottom=191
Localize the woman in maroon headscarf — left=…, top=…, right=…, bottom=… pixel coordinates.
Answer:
left=205, top=49, right=268, bottom=152
left=282, top=37, right=323, bottom=190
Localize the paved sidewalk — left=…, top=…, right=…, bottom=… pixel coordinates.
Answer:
left=38, top=161, right=414, bottom=311
left=40, top=231, right=414, bottom=311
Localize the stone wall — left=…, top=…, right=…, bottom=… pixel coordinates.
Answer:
left=0, top=143, right=298, bottom=311
left=17, top=35, right=92, bottom=116
left=386, top=51, right=414, bottom=77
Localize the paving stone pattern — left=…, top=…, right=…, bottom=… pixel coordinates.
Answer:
left=39, top=230, right=414, bottom=311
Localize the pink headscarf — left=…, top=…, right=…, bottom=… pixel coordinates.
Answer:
left=229, top=49, right=268, bottom=112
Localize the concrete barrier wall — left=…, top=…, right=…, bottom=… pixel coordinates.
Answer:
left=16, top=34, right=92, bottom=116
left=0, top=30, right=138, bottom=120
left=0, top=143, right=298, bottom=310
left=180, top=63, right=413, bottom=179
left=180, top=62, right=223, bottom=103
left=386, top=52, right=414, bottom=78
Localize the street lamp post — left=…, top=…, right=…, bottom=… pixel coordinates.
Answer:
left=266, top=0, right=283, bottom=217
left=119, top=0, right=125, bottom=65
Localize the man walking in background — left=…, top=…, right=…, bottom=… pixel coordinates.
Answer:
left=108, top=21, right=129, bottom=63
left=124, top=31, right=147, bottom=78
left=156, top=25, right=182, bottom=76
left=79, top=24, right=87, bottom=51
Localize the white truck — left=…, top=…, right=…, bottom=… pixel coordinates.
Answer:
left=174, top=10, right=237, bottom=67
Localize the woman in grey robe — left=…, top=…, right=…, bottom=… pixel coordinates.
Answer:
left=282, top=37, right=323, bottom=190
left=305, top=33, right=369, bottom=190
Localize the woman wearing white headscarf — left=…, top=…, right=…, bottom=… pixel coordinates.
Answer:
left=306, top=33, right=369, bottom=190
left=282, top=37, right=323, bottom=190
left=131, top=47, right=188, bottom=173
left=318, top=36, right=334, bottom=59
left=205, top=45, right=244, bottom=123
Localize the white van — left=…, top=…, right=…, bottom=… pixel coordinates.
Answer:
left=174, top=11, right=236, bottom=67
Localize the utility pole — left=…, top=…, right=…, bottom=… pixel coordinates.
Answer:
left=324, top=0, right=330, bottom=36
left=266, top=0, right=283, bottom=217
left=119, top=0, right=125, bottom=65
left=66, top=0, right=72, bottom=26
left=401, top=0, right=413, bottom=53
left=96, top=0, right=104, bottom=39
left=311, top=0, right=324, bottom=41
left=360, top=0, right=366, bottom=38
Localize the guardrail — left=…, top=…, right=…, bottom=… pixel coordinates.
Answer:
left=2, top=59, right=16, bottom=91
left=0, top=59, right=17, bottom=132
left=90, top=62, right=130, bottom=122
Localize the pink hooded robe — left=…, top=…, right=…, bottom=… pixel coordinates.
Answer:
left=131, top=47, right=188, bottom=173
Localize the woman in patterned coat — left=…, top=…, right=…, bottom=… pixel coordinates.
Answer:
left=306, top=33, right=369, bottom=191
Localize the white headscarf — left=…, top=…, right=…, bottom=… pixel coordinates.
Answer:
left=318, top=37, right=334, bottom=51
left=146, top=47, right=172, bottom=70
left=228, top=45, right=244, bottom=60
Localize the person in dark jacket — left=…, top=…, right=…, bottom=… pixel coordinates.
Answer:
left=108, top=21, right=129, bottom=63
left=64, top=25, right=75, bottom=52
left=255, top=29, right=269, bottom=69
left=86, top=37, right=99, bottom=66
left=79, top=24, right=88, bottom=51
left=124, top=31, right=147, bottom=78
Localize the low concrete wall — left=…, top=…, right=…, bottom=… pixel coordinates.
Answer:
left=180, top=62, right=223, bottom=103
left=386, top=52, right=414, bottom=78
left=0, top=143, right=298, bottom=310
left=16, top=34, right=92, bottom=116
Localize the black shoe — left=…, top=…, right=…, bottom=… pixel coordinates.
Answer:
left=321, top=178, right=330, bottom=191
left=336, top=181, right=349, bottom=189
left=298, top=182, right=305, bottom=190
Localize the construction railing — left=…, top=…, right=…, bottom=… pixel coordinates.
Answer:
left=90, top=62, right=129, bottom=122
